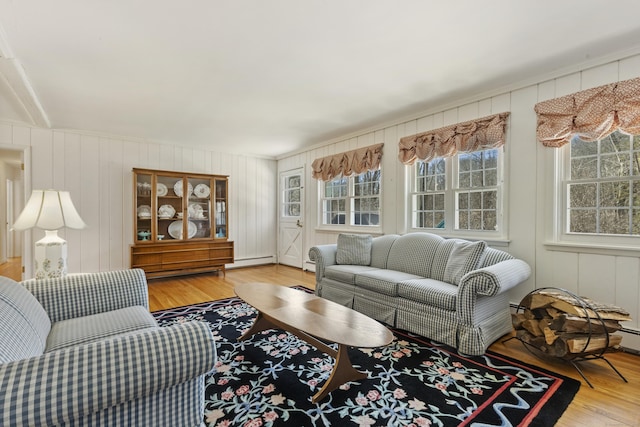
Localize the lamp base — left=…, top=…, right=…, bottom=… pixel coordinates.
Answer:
left=34, top=230, right=68, bottom=279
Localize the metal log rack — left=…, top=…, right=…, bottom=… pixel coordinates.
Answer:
left=504, top=287, right=628, bottom=388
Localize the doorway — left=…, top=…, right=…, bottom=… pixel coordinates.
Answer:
left=278, top=167, right=304, bottom=268
left=0, top=147, right=26, bottom=279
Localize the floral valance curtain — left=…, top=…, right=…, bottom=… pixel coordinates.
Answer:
left=311, top=143, right=384, bottom=181
left=398, top=112, right=510, bottom=165
left=534, top=76, right=640, bottom=147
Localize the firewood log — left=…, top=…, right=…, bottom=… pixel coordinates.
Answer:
left=526, top=292, right=632, bottom=321
left=549, top=313, right=622, bottom=334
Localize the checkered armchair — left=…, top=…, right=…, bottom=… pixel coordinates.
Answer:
left=0, top=269, right=217, bottom=427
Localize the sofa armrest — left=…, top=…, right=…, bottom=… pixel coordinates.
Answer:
left=0, top=321, right=216, bottom=427
left=309, top=244, right=338, bottom=283
left=456, top=259, right=531, bottom=311
left=22, top=269, right=149, bottom=322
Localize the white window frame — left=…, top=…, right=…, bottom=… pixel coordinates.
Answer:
left=317, top=169, right=382, bottom=232
left=556, top=131, right=640, bottom=248
left=408, top=147, right=505, bottom=240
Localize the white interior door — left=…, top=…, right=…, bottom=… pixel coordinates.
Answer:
left=278, top=168, right=304, bottom=268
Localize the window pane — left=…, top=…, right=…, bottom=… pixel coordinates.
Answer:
left=485, top=168, right=497, bottom=186
left=485, top=151, right=497, bottom=169
left=459, top=172, right=470, bottom=188
left=601, top=132, right=630, bottom=153
left=600, top=181, right=629, bottom=207
left=459, top=155, right=470, bottom=172
left=458, top=211, right=468, bottom=229
left=571, top=136, right=597, bottom=156
left=286, top=176, right=300, bottom=189
left=600, top=153, right=630, bottom=178
left=633, top=152, right=640, bottom=176
left=484, top=211, right=497, bottom=230
left=470, top=152, right=483, bottom=170
left=469, top=211, right=482, bottom=230
left=286, top=204, right=300, bottom=216
left=633, top=208, right=640, bottom=234
left=470, top=192, right=482, bottom=209
left=571, top=156, right=597, bottom=179
left=569, top=209, right=597, bottom=233
left=599, top=209, right=629, bottom=234
left=633, top=182, right=640, bottom=207
left=470, top=171, right=483, bottom=187
left=458, top=192, right=468, bottom=209
left=569, top=183, right=597, bottom=208
left=483, top=191, right=496, bottom=209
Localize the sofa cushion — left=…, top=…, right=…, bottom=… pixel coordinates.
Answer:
left=397, top=279, right=458, bottom=311
left=0, top=277, right=51, bottom=363
left=443, top=240, right=487, bottom=285
left=336, top=233, right=373, bottom=265
left=480, top=247, right=514, bottom=267
left=355, top=269, right=423, bottom=296
left=46, top=305, right=158, bottom=352
left=325, top=265, right=379, bottom=284
left=370, top=234, right=399, bottom=269
left=386, top=233, right=445, bottom=277
left=429, top=239, right=458, bottom=281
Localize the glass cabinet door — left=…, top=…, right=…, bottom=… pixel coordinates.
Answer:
left=214, top=178, right=228, bottom=239
left=135, top=172, right=153, bottom=242
left=187, top=177, right=212, bottom=238
left=157, top=174, right=185, bottom=240
left=133, top=169, right=228, bottom=243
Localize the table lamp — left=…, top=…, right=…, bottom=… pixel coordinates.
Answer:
left=12, top=189, right=87, bottom=279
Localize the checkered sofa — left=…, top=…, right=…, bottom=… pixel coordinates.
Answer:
left=0, top=269, right=217, bottom=427
left=309, top=232, right=531, bottom=356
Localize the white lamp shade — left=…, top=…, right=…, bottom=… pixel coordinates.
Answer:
left=12, top=190, right=87, bottom=230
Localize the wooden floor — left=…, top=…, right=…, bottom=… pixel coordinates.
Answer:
left=2, top=259, right=639, bottom=426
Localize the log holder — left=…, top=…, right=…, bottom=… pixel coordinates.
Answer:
left=503, top=287, right=628, bottom=388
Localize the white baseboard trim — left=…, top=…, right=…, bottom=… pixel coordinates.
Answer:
left=305, top=260, right=316, bottom=273
left=227, top=256, right=277, bottom=269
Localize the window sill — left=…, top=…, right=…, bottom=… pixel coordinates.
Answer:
left=315, top=225, right=383, bottom=235
left=544, top=241, right=640, bottom=256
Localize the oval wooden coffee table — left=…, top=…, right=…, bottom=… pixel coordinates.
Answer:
left=235, top=283, right=394, bottom=403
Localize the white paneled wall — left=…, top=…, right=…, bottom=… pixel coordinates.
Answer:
left=279, top=53, right=640, bottom=351
left=0, top=125, right=277, bottom=277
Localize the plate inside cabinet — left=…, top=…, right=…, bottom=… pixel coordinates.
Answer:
left=194, top=183, right=210, bottom=198
left=158, top=204, right=176, bottom=218
left=137, top=204, right=151, bottom=218
left=157, top=183, right=168, bottom=197
left=188, top=203, right=205, bottom=219
left=168, top=220, right=197, bottom=239
left=174, top=180, right=193, bottom=198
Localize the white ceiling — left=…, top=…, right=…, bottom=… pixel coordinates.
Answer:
left=2, top=1, right=640, bottom=158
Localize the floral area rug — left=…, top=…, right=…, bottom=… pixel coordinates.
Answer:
left=153, top=288, right=580, bottom=427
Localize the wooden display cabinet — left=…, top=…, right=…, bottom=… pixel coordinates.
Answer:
left=131, top=168, right=233, bottom=278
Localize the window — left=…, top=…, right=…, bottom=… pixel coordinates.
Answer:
left=457, top=150, right=499, bottom=231
left=282, top=174, right=301, bottom=217
left=411, top=148, right=502, bottom=234
left=321, top=169, right=381, bottom=227
left=565, top=130, right=640, bottom=236
left=413, top=158, right=445, bottom=228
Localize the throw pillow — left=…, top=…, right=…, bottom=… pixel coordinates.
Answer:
left=336, top=233, right=373, bottom=265
left=443, top=240, right=487, bottom=285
